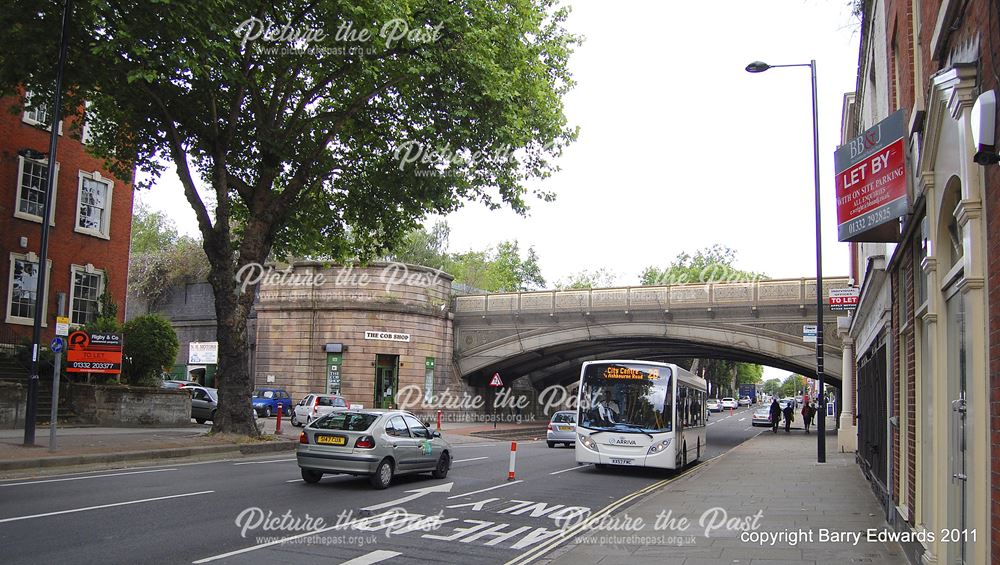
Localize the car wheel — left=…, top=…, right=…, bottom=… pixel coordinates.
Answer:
left=301, top=469, right=323, bottom=484
left=264, top=406, right=272, bottom=418
left=431, top=452, right=450, bottom=479
left=195, top=418, right=206, bottom=425
left=370, top=459, right=394, bottom=489
left=209, top=409, right=217, bottom=423
left=291, top=413, right=300, bottom=427
left=547, top=441, right=555, bottom=448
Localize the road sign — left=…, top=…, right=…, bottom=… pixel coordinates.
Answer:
left=489, top=373, right=504, bottom=387
left=55, top=316, right=70, bottom=337
left=829, top=287, right=860, bottom=311
left=50, top=337, right=64, bottom=353
left=803, top=325, right=818, bottom=343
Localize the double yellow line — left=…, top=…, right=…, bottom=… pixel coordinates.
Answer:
left=504, top=455, right=719, bottom=565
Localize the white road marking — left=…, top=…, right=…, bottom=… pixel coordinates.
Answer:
left=447, top=480, right=523, bottom=499
left=286, top=479, right=304, bottom=483
left=0, top=490, right=213, bottom=524
left=233, top=458, right=295, bottom=465
left=340, top=550, right=402, bottom=565
left=454, top=457, right=489, bottom=463
left=738, top=418, right=746, bottom=421
left=707, top=422, right=716, bottom=426
left=193, top=510, right=395, bottom=563
left=0, top=468, right=177, bottom=487
left=549, top=464, right=591, bottom=475
left=361, top=482, right=454, bottom=511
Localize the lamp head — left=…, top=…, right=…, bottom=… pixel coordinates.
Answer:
left=17, top=148, right=47, bottom=160
left=745, top=61, right=771, bottom=73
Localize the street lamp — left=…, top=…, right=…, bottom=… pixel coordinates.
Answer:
left=746, top=59, right=826, bottom=463
left=23, top=0, right=73, bottom=446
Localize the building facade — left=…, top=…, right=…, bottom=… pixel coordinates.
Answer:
left=0, top=90, right=133, bottom=351
left=842, top=1, right=998, bottom=563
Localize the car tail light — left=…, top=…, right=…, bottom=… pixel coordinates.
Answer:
left=547, top=423, right=553, bottom=431
left=299, top=432, right=308, bottom=444
left=354, top=435, right=375, bottom=449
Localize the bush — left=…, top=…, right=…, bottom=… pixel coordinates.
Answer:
left=122, top=315, right=179, bottom=386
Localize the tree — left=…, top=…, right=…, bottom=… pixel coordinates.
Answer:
left=641, top=244, right=765, bottom=286
left=122, top=315, right=180, bottom=386
left=446, top=240, right=545, bottom=292
left=780, top=374, right=807, bottom=398
left=554, top=268, right=618, bottom=289
left=3, top=2, right=578, bottom=434
left=761, top=378, right=782, bottom=396
left=385, top=221, right=450, bottom=271
left=131, top=203, right=181, bottom=255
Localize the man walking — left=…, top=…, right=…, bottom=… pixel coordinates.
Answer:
left=782, top=401, right=794, bottom=433
left=802, top=400, right=814, bottom=433
left=769, top=398, right=782, bottom=434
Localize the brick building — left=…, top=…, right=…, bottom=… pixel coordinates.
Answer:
left=0, top=91, right=133, bottom=350
left=841, top=1, right=998, bottom=563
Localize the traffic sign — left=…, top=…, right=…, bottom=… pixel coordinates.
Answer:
left=489, top=373, right=504, bottom=387
left=803, top=325, right=818, bottom=343
left=55, top=316, right=70, bottom=337
left=50, top=337, right=64, bottom=353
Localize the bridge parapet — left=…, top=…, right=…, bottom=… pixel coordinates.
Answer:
left=454, top=277, right=852, bottom=315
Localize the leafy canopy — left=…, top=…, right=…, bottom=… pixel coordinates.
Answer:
left=641, top=245, right=765, bottom=286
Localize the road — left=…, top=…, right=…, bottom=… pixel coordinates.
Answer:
left=0, top=406, right=763, bottom=565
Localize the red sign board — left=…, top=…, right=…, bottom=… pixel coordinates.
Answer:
left=489, top=373, right=504, bottom=387
left=829, top=287, right=860, bottom=311
left=834, top=111, right=909, bottom=242
left=66, top=330, right=123, bottom=374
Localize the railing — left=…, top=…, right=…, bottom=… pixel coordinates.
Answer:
left=453, top=277, right=852, bottom=315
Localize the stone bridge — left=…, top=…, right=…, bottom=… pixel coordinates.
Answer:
left=452, top=278, right=850, bottom=389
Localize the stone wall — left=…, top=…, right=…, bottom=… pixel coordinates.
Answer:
left=0, top=381, right=25, bottom=429
left=69, top=383, right=191, bottom=427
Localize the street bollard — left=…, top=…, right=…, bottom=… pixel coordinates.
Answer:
left=276, top=405, right=283, bottom=435
left=436, top=410, right=442, bottom=432
left=508, top=441, right=517, bottom=481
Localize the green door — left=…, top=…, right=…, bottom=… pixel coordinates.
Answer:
left=374, top=354, right=399, bottom=409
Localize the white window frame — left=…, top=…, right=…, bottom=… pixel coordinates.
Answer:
left=69, top=264, right=106, bottom=326
left=5, top=252, right=52, bottom=326
left=81, top=100, right=94, bottom=145
left=14, top=156, right=58, bottom=226
left=74, top=170, right=113, bottom=239
left=21, top=91, right=63, bottom=135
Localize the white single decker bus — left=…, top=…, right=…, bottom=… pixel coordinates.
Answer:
left=574, top=360, right=708, bottom=470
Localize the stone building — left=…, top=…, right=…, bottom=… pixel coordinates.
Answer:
left=841, top=1, right=998, bottom=563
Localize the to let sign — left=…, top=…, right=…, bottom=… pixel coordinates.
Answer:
left=834, top=110, right=908, bottom=242
left=66, top=331, right=123, bottom=374
left=829, top=287, right=860, bottom=311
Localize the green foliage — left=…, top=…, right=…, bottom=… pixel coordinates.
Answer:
left=83, top=316, right=124, bottom=334
left=128, top=238, right=210, bottom=307
left=736, top=363, right=763, bottom=385
left=385, top=220, right=451, bottom=271
left=761, top=378, right=783, bottom=396
left=97, top=289, right=119, bottom=321
left=130, top=203, right=181, bottom=255
left=555, top=268, right=618, bottom=289
left=641, top=245, right=766, bottom=286
left=780, top=374, right=807, bottom=398
left=446, top=240, right=545, bottom=292
left=121, top=315, right=179, bottom=386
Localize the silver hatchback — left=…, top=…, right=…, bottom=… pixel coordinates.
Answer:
left=296, top=410, right=452, bottom=489
left=546, top=410, right=577, bottom=447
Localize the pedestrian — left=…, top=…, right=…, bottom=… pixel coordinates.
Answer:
left=801, top=401, right=814, bottom=433
left=769, top=398, right=782, bottom=434
left=782, top=401, right=794, bottom=433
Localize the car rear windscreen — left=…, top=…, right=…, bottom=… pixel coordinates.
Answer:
left=313, top=413, right=378, bottom=431
left=552, top=413, right=576, bottom=423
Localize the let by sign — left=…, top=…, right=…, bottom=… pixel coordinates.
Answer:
left=66, top=331, right=123, bottom=374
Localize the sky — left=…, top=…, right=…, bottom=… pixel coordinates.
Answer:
left=136, top=1, right=863, bottom=383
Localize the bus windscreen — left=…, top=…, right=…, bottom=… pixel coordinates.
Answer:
left=578, top=362, right=672, bottom=433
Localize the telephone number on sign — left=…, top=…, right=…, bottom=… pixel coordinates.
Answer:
left=846, top=208, right=893, bottom=235
left=70, top=362, right=118, bottom=370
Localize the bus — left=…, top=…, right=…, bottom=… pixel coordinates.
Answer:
left=574, top=360, right=707, bottom=470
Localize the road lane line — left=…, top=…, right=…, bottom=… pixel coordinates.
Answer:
left=286, top=479, right=304, bottom=483
left=0, top=468, right=177, bottom=487
left=453, top=457, right=489, bottom=463
left=549, top=464, right=590, bottom=475
left=233, top=458, right=295, bottom=465
left=192, top=510, right=395, bottom=563
left=447, top=480, right=523, bottom=499
left=738, top=417, right=746, bottom=421
left=340, top=550, right=402, bottom=565
left=0, top=490, right=213, bottom=524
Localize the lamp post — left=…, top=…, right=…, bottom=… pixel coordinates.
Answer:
left=746, top=59, right=826, bottom=463
left=23, top=0, right=73, bottom=446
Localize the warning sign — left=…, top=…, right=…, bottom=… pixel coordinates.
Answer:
left=489, top=373, right=504, bottom=387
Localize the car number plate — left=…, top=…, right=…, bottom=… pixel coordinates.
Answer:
left=558, top=425, right=572, bottom=431
left=609, top=458, right=633, bottom=465
left=316, top=435, right=346, bottom=446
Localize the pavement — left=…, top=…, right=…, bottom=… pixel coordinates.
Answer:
left=0, top=417, right=540, bottom=475
left=544, top=424, right=908, bottom=565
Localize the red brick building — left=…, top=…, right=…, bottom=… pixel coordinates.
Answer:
left=842, top=1, right=998, bottom=563
left=0, top=90, right=133, bottom=348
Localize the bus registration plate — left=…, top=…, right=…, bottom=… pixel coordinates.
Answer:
left=609, top=458, right=633, bottom=465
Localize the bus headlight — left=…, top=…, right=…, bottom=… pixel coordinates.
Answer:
left=647, top=439, right=672, bottom=454
left=579, top=434, right=599, bottom=452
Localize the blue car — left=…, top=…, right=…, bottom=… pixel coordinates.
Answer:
left=252, top=388, right=294, bottom=418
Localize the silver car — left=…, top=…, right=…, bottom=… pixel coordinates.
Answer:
left=546, top=411, right=577, bottom=448
left=297, top=410, right=452, bottom=489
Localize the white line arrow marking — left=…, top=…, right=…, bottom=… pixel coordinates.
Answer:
left=361, top=482, right=455, bottom=511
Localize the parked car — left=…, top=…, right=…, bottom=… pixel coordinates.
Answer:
left=720, top=397, right=738, bottom=410
left=292, top=393, right=350, bottom=427
left=779, top=398, right=796, bottom=410
left=706, top=398, right=722, bottom=412
left=186, top=386, right=218, bottom=424
left=546, top=411, right=577, bottom=448
left=296, top=409, right=452, bottom=489
left=751, top=407, right=772, bottom=426
left=738, top=396, right=752, bottom=406
left=252, top=388, right=294, bottom=418
left=161, top=379, right=199, bottom=389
